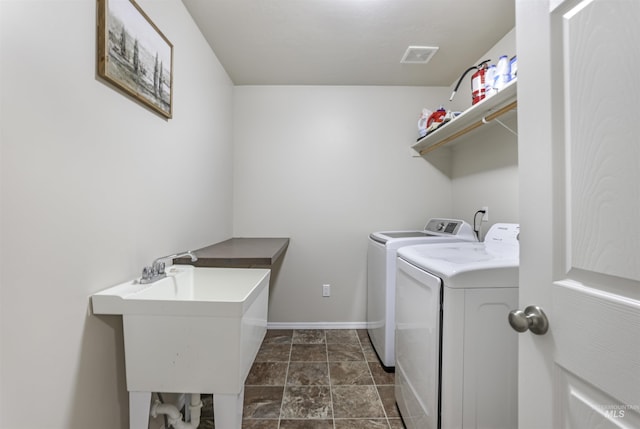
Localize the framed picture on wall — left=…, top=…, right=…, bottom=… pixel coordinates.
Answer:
left=97, top=0, right=173, bottom=119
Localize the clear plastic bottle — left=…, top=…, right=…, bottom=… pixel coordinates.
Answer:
left=494, top=55, right=511, bottom=91
left=485, top=64, right=497, bottom=98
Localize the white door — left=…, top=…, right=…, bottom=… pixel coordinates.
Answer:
left=517, top=0, right=640, bottom=428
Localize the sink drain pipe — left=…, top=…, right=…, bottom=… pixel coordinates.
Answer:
left=151, top=393, right=203, bottom=429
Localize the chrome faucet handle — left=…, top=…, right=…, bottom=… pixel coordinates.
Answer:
left=140, top=263, right=166, bottom=284
left=141, top=266, right=152, bottom=281
left=154, top=261, right=166, bottom=275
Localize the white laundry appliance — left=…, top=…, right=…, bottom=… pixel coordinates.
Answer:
left=367, top=218, right=476, bottom=369
left=395, top=223, right=520, bottom=429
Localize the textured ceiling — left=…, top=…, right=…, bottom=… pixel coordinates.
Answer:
left=181, top=0, right=515, bottom=86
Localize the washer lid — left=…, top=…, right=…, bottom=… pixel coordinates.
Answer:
left=376, top=231, right=435, bottom=239
left=369, top=230, right=434, bottom=244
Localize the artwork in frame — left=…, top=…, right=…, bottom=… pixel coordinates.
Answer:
left=97, top=0, right=173, bottom=118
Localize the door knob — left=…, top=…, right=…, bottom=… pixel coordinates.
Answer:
left=508, top=305, right=549, bottom=335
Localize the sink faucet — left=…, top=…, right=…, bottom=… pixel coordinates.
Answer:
left=140, top=251, right=198, bottom=284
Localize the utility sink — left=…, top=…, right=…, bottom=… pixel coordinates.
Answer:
left=92, top=265, right=270, bottom=429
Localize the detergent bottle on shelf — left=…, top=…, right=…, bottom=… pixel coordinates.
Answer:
left=485, top=64, right=497, bottom=98
left=427, top=106, right=447, bottom=130
left=417, top=108, right=432, bottom=138
left=494, top=55, right=512, bottom=91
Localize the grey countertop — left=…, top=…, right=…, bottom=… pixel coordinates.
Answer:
left=174, top=237, right=289, bottom=268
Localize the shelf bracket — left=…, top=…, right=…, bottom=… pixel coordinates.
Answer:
left=482, top=115, right=518, bottom=137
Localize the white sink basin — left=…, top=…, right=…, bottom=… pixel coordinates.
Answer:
left=92, top=265, right=270, bottom=429
left=93, top=265, right=269, bottom=317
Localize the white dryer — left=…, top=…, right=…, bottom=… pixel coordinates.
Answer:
left=367, top=218, right=476, bottom=369
left=395, top=223, right=520, bottom=429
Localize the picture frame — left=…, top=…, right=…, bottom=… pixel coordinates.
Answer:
left=97, top=0, right=173, bottom=119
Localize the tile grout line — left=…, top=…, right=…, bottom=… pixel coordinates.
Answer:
left=276, top=332, right=294, bottom=429
left=323, top=329, right=337, bottom=429
left=360, top=330, right=393, bottom=429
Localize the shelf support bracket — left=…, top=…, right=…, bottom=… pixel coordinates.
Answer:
left=482, top=116, right=518, bottom=137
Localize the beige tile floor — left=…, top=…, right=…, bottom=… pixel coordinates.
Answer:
left=198, top=329, right=406, bottom=429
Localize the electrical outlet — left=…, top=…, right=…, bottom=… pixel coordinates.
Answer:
left=322, top=284, right=331, bottom=297
left=481, top=206, right=489, bottom=222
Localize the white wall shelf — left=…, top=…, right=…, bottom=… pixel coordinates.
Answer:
left=412, top=79, right=517, bottom=156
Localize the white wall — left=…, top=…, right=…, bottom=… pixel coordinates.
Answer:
left=0, top=1, right=233, bottom=428
left=233, top=86, right=453, bottom=323
left=450, top=113, right=519, bottom=234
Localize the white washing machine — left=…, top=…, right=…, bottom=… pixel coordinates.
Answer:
left=367, top=218, right=476, bottom=369
left=395, top=223, right=520, bottom=429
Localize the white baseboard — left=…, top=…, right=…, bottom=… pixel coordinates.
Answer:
left=267, top=321, right=368, bottom=330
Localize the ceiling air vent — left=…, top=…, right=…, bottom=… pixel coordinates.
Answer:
left=400, top=46, right=439, bottom=64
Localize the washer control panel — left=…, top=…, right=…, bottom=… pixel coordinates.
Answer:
left=425, top=218, right=464, bottom=235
